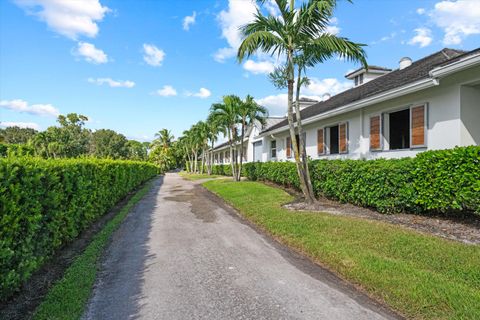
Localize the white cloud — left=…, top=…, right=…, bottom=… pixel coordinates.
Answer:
left=0, top=99, right=59, bottom=117
left=243, top=59, right=275, bottom=74
left=214, top=0, right=257, bottom=62
left=153, top=85, right=177, bottom=97
left=14, top=0, right=109, bottom=39
left=416, top=8, right=426, bottom=15
left=74, top=42, right=108, bottom=64
left=88, top=77, right=135, bottom=88
left=303, top=77, right=353, bottom=96
left=0, top=121, right=40, bottom=130
left=256, top=77, right=351, bottom=115
left=430, top=0, right=480, bottom=45
left=186, top=88, right=211, bottom=99
left=408, top=27, right=433, bottom=47
left=325, top=17, right=340, bottom=35
left=183, top=11, right=196, bottom=31
left=143, top=43, right=165, bottom=67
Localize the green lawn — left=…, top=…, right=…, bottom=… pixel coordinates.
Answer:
left=179, top=171, right=224, bottom=181
left=32, top=181, right=153, bottom=320
left=203, top=179, right=480, bottom=320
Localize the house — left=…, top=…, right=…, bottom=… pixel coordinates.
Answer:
left=211, top=117, right=284, bottom=164
left=212, top=47, right=480, bottom=164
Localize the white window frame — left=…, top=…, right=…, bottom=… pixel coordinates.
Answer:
left=270, top=140, right=277, bottom=159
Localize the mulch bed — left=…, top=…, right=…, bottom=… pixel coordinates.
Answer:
left=282, top=193, right=480, bottom=245
left=256, top=181, right=480, bottom=245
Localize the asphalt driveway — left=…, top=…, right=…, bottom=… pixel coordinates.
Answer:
left=82, top=173, right=398, bottom=320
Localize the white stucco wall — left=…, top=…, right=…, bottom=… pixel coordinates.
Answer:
left=257, top=66, right=480, bottom=162
left=460, top=84, right=480, bottom=146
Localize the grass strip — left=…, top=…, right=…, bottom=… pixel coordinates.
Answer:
left=179, top=171, right=223, bottom=181
left=203, top=179, right=480, bottom=320
left=32, top=181, right=152, bottom=320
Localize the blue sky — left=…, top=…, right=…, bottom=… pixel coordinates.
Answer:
left=1, top=0, right=479, bottom=141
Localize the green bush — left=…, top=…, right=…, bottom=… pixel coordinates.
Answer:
left=412, top=146, right=480, bottom=213
left=0, top=143, right=35, bottom=158
left=215, top=146, right=480, bottom=215
left=0, top=158, right=157, bottom=301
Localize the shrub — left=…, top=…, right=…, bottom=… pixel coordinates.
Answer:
left=215, top=146, right=480, bottom=215
left=412, top=146, right=480, bottom=213
left=0, top=157, right=157, bottom=301
left=0, top=143, right=35, bottom=158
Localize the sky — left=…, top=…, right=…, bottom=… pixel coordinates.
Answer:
left=1, top=0, right=479, bottom=142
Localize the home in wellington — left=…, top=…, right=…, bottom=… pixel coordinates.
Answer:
left=212, top=47, right=480, bottom=164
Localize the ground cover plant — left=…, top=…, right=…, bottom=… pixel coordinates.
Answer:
left=203, top=179, right=480, bottom=319
left=0, top=157, right=157, bottom=300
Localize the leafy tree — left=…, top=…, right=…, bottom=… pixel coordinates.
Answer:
left=238, top=0, right=367, bottom=203
left=0, top=126, right=37, bottom=144
left=126, top=140, right=148, bottom=161
left=31, top=113, right=91, bottom=158
left=90, top=129, right=129, bottom=159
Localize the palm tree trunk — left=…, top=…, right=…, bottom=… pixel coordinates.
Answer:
left=200, top=148, right=205, bottom=174
left=238, top=120, right=246, bottom=181
left=295, top=65, right=316, bottom=202
left=208, top=140, right=214, bottom=175
left=286, top=48, right=315, bottom=204
left=228, top=128, right=237, bottom=181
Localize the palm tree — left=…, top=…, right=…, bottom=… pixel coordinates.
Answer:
left=210, top=95, right=242, bottom=181
left=153, top=129, right=174, bottom=149
left=206, top=112, right=224, bottom=175
left=238, top=0, right=367, bottom=203
left=237, top=95, right=268, bottom=180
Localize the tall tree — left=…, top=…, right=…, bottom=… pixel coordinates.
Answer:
left=238, top=0, right=367, bottom=203
left=152, top=129, right=174, bottom=149
left=0, top=126, right=37, bottom=144
left=205, top=112, right=224, bottom=175
left=237, top=95, right=268, bottom=180
left=90, top=129, right=129, bottom=159
left=31, top=113, right=91, bottom=158
left=211, top=95, right=242, bottom=181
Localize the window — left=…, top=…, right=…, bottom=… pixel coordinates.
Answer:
left=287, top=133, right=306, bottom=158
left=329, top=125, right=339, bottom=154
left=354, top=74, right=364, bottom=86
left=270, top=140, right=277, bottom=158
left=389, top=109, right=410, bottom=150
left=371, top=104, right=427, bottom=151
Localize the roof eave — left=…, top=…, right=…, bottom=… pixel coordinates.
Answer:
left=258, top=77, right=438, bottom=137
left=429, top=52, right=480, bottom=78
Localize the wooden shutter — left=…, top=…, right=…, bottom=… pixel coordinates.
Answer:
left=317, top=128, right=325, bottom=155
left=370, top=115, right=382, bottom=150
left=286, top=137, right=291, bottom=158
left=339, top=122, right=348, bottom=154
left=411, top=105, right=426, bottom=147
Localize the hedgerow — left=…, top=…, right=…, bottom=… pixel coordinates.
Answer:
left=0, top=158, right=157, bottom=301
left=212, top=146, right=480, bottom=215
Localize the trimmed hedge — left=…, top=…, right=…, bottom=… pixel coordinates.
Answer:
left=0, top=143, right=35, bottom=158
left=213, top=146, right=480, bottom=215
left=0, top=158, right=157, bottom=300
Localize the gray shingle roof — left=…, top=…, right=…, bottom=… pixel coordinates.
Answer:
left=261, top=48, right=478, bottom=135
